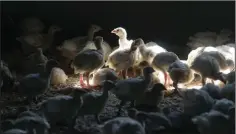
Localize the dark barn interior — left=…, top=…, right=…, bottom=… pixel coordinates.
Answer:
left=2, top=1, right=235, bottom=55
left=0, top=1, right=235, bottom=134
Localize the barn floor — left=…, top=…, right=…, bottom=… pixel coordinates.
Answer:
left=0, top=74, right=193, bottom=134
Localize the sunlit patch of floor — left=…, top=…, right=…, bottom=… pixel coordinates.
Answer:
left=68, top=75, right=95, bottom=88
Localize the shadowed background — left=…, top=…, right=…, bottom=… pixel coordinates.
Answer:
left=1, top=1, right=235, bottom=57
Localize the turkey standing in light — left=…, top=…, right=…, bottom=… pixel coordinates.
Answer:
left=189, top=54, right=226, bottom=86
left=187, top=46, right=234, bottom=74
left=49, top=67, right=68, bottom=86
left=200, top=51, right=231, bottom=74
left=111, top=27, right=133, bottom=50
left=132, top=38, right=167, bottom=68
left=151, top=51, right=179, bottom=88
left=71, top=36, right=105, bottom=88
left=187, top=46, right=217, bottom=67
left=105, top=40, right=139, bottom=79
left=132, top=38, right=167, bottom=78
left=216, top=43, right=235, bottom=71
left=168, top=60, right=194, bottom=95
left=91, top=68, right=119, bottom=88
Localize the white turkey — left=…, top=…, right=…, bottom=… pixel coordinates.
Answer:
left=132, top=38, right=167, bottom=67
left=105, top=40, right=139, bottom=79
left=111, top=27, right=133, bottom=50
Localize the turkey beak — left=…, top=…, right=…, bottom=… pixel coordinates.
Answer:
left=111, top=30, right=116, bottom=33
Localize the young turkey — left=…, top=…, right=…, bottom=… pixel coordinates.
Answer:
left=37, top=90, right=84, bottom=127
left=135, top=83, right=166, bottom=112
left=225, top=70, right=235, bottom=84
left=91, top=68, right=119, bottom=88
left=100, top=117, right=145, bottom=134
left=76, top=80, right=115, bottom=123
left=219, top=82, right=235, bottom=102
left=180, top=89, right=215, bottom=117
left=132, top=38, right=167, bottom=67
left=189, top=54, right=226, bottom=85
left=192, top=110, right=232, bottom=134
left=105, top=39, right=140, bottom=79
left=151, top=51, right=179, bottom=87
left=111, top=27, right=133, bottom=50
left=110, top=67, right=155, bottom=115
left=200, top=83, right=221, bottom=99
left=212, top=98, right=235, bottom=115
left=49, top=67, right=68, bottom=86
left=168, top=60, right=195, bottom=95
left=71, top=36, right=105, bottom=88
left=5, top=115, right=50, bottom=134
left=128, top=108, right=172, bottom=133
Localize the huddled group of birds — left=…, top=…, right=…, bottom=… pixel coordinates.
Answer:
left=0, top=17, right=235, bottom=134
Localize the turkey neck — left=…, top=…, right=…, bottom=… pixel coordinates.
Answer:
left=87, top=29, right=95, bottom=41
left=143, top=72, right=152, bottom=87
left=119, top=32, right=128, bottom=42
left=94, top=40, right=102, bottom=50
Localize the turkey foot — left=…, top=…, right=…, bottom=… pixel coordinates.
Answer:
left=79, top=74, right=87, bottom=88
